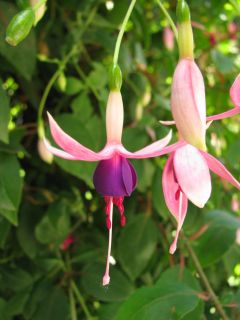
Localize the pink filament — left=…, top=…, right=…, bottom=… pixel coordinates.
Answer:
left=170, top=190, right=183, bottom=254
left=102, top=197, right=113, bottom=286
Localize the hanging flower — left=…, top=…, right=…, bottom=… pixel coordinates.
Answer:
left=44, top=65, right=177, bottom=285
left=161, top=73, right=240, bottom=254
left=160, top=0, right=240, bottom=253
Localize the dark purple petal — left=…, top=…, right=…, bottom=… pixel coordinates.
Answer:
left=122, top=159, right=137, bottom=195
left=93, top=155, right=137, bottom=197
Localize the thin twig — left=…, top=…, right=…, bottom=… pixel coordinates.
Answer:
left=156, top=0, right=178, bottom=40
left=183, top=236, right=230, bottom=320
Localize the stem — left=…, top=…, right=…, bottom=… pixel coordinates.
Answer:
left=71, top=281, right=93, bottom=320
left=184, top=237, right=230, bottom=320
left=156, top=0, right=178, bottom=40
left=37, top=67, right=62, bottom=138
left=74, top=64, right=102, bottom=101
left=69, top=286, right=77, bottom=320
left=113, top=0, right=137, bottom=65
left=37, top=4, right=98, bottom=138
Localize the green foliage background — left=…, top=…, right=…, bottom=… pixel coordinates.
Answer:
left=0, top=0, right=240, bottom=319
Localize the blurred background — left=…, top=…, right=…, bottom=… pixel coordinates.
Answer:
left=0, top=0, right=240, bottom=319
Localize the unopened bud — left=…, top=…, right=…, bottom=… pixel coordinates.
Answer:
left=38, top=138, right=53, bottom=164
left=6, top=8, right=35, bottom=46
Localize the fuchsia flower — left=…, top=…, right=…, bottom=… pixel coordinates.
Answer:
left=161, top=60, right=240, bottom=254
left=44, top=89, right=178, bottom=285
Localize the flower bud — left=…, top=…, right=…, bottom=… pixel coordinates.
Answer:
left=6, top=8, right=35, bottom=46
left=176, top=0, right=194, bottom=59
left=109, top=64, right=122, bottom=91
left=30, top=0, right=47, bottom=25
left=38, top=138, right=53, bottom=164
left=106, top=91, right=124, bottom=143
left=171, top=59, right=206, bottom=150
left=163, top=27, right=174, bottom=51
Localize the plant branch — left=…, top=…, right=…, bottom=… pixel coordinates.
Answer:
left=183, top=236, right=230, bottom=320
left=71, top=281, right=93, bottom=320
left=113, top=0, right=137, bottom=65
left=156, top=0, right=178, bottom=40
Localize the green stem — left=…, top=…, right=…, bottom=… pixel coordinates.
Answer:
left=184, top=237, right=230, bottom=320
left=156, top=0, right=178, bottom=40
left=37, top=3, right=98, bottom=139
left=71, top=281, right=93, bottom=320
left=113, top=0, right=137, bottom=65
left=74, top=63, right=102, bottom=101
left=69, top=286, right=77, bottom=320
left=37, top=67, right=62, bottom=138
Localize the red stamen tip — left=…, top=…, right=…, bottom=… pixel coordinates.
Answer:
left=121, top=215, right=126, bottom=227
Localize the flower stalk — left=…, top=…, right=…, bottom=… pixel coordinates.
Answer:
left=183, top=236, right=230, bottom=320
left=113, top=0, right=137, bottom=65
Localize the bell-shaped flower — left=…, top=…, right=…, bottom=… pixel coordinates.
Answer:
left=44, top=88, right=178, bottom=285
left=162, top=74, right=240, bottom=254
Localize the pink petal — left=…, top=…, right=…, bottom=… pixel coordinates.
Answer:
left=201, top=151, right=240, bottom=190
left=43, top=138, right=78, bottom=160
left=162, top=155, right=188, bottom=254
left=47, top=112, right=106, bottom=161
left=230, top=74, right=240, bottom=106
left=171, top=59, right=206, bottom=150
left=207, top=107, right=240, bottom=121
left=119, top=132, right=185, bottom=159
left=174, top=145, right=212, bottom=207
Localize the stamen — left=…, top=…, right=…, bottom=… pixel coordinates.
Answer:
left=170, top=191, right=183, bottom=254
left=113, top=196, right=126, bottom=227
left=102, top=196, right=113, bottom=286
left=104, top=196, right=112, bottom=229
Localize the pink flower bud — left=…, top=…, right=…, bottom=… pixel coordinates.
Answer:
left=106, top=91, right=124, bottom=143
left=38, top=138, right=53, bottom=164
left=60, top=234, right=75, bottom=251
left=171, top=58, right=206, bottom=150
left=163, top=27, right=174, bottom=51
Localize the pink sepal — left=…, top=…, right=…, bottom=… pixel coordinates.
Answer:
left=201, top=151, right=240, bottom=190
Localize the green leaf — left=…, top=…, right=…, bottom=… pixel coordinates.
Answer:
left=0, top=217, right=11, bottom=248
left=35, top=200, right=70, bottom=245
left=65, top=76, right=83, bottom=95
left=211, top=50, right=235, bottom=74
left=0, top=153, right=23, bottom=225
left=0, top=267, right=33, bottom=291
left=71, top=91, right=93, bottom=122
left=117, top=214, right=158, bottom=281
left=17, top=205, right=40, bottom=258
left=3, top=289, right=31, bottom=317
left=0, top=79, right=10, bottom=143
left=155, top=266, right=204, bottom=320
left=115, top=283, right=199, bottom=320
left=88, top=62, right=108, bottom=90
left=193, top=210, right=240, bottom=267
left=81, top=263, right=135, bottom=302
left=31, top=287, right=69, bottom=320
left=0, top=1, right=36, bottom=80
